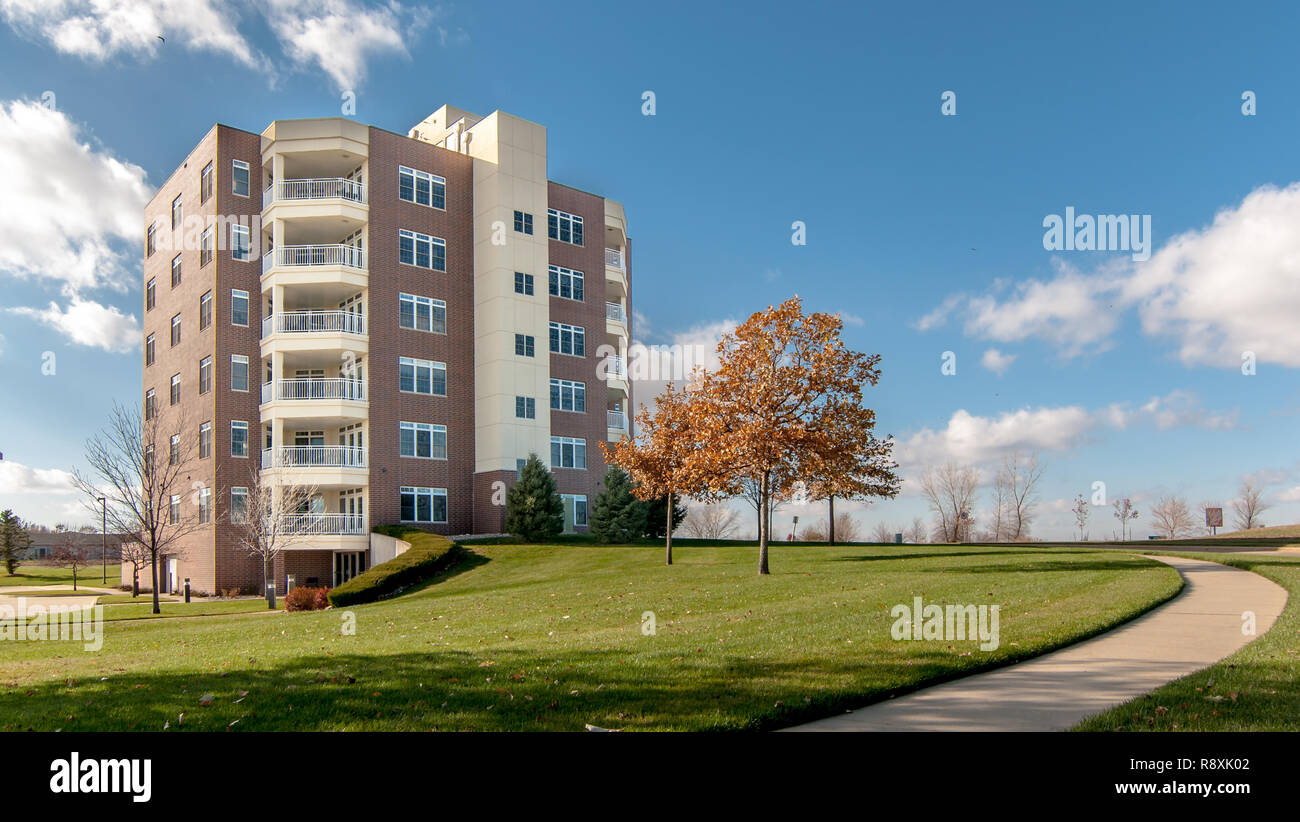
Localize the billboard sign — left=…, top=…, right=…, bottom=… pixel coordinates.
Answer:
left=1205, top=507, right=1223, bottom=528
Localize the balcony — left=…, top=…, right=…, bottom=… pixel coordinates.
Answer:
left=262, top=378, right=366, bottom=403
left=262, top=310, right=365, bottom=338
left=606, top=410, right=627, bottom=430
left=282, top=513, right=367, bottom=536
left=605, top=302, right=626, bottom=323
left=261, top=446, right=367, bottom=469
left=264, top=244, right=366, bottom=273
left=605, top=248, right=624, bottom=269
left=263, top=178, right=366, bottom=209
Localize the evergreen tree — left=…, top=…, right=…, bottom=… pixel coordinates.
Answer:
left=505, top=454, right=564, bottom=541
left=643, top=494, right=687, bottom=539
left=0, top=509, right=31, bottom=576
left=590, top=467, right=648, bottom=543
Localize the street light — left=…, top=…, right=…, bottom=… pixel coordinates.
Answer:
left=791, top=515, right=800, bottom=541
left=97, top=496, right=107, bottom=585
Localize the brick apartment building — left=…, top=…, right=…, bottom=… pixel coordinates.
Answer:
left=138, top=105, right=632, bottom=594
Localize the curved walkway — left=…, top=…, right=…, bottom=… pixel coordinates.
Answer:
left=784, top=556, right=1288, bottom=731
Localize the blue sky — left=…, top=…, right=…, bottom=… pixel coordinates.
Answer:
left=1, top=0, right=1298, bottom=538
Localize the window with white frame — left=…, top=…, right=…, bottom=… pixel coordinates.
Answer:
left=231, top=355, right=249, bottom=392
left=199, top=290, right=212, bottom=329
left=399, top=229, right=446, bottom=271
left=171, top=313, right=181, bottom=346
left=231, top=224, right=250, bottom=261
left=514, top=272, right=534, bottom=295
left=399, top=356, right=446, bottom=395
left=232, top=160, right=250, bottom=196
left=170, top=373, right=181, bottom=405
left=515, top=396, right=536, bottom=419
left=171, top=254, right=182, bottom=288
left=145, top=389, right=156, bottom=420
left=514, top=333, right=534, bottom=357
left=548, top=265, right=584, bottom=301
left=146, top=223, right=156, bottom=257
left=145, top=334, right=155, bottom=367
left=399, top=293, right=446, bottom=333
left=200, top=226, right=213, bottom=266
left=198, top=487, right=211, bottom=523
left=146, top=278, right=156, bottom=311
left=198, top=356, right=211, bottom=394
left=231, top=420, right=249, bottom=457
left=550, top=436, right=587, bottom=469
left=547, top=208, right=584, bottom=245
left=398, top=166, right=446, bottom=209
left=562, top=493, right=588, bottom=528
left=231, top=289, right=249, bottom=326
left=200, top=161, right=213, bottom=203
left=230, top=487, right=249, bottom=523
left=549, top=379, right=586, bottom=412
left=514, top=210, right=533, bottom=234
left=549, top=322, right=585, bottom=357
left=169, top=434, right=180, bottom=465
left=198, top=422, right=211, bottom=459
left=400, top=486, right=447, bottom=523
left=399, top=421, right=447, bottom=459
left=169, top=494, right=180, bottom=524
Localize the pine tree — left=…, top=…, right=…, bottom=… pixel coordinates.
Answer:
left=505, top=454, right=564, bottom=541
left=643, top=494, right=687, bottom=539
left=590, top=467, right=648, bottom=543
left=0, top=509, right=31, bottom=576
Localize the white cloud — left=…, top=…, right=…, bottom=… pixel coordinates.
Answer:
left=1277, top=486, right=1300, bottom=503
left=264, top=0, right=432, bottom=91
left=9, top=296, right=140, bottom=352
left=838, top=311, right=865, bottom=328
left=980, top=348, right=1016, bottom=375
left=0, top=460, right=77, bottom=495
left=0, top=99, right=151, bottom=293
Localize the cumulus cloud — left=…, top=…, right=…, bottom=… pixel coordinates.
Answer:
left=8, top=296, right=140, bottom=352
left=980, top=348, right=1016, bottom=375
left=265, top=0, right=432, bottom=91
left=0, top=460, right=78, bottom=495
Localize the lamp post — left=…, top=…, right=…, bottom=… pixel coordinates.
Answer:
left=791, top=515, right=799, bottom=541
left=97, top=496, right=107, bottom=584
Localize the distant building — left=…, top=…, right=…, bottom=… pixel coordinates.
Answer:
left=23, top=532, right=124, bottom=561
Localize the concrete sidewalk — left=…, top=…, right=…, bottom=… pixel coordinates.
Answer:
left=784, top=556, right=1288, bottom=731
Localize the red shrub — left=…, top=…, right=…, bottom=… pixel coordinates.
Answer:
left=285, top=586, right=331, bottom=612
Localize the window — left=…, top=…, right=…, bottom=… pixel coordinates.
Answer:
left=513, top=210, right=533, bottom=234
left=145, top=334, right=155, bottom=367
left=550, top=436, right=587, bottom=469
left=144, top=446, right=155, bottom=477
left=399, top=421, right=447, bottom=460
left=398, top=166, right=446, bottom=209
left=231, top=421, right=249, bottom=457
left=398, top=229, right=446, bottom=272
left=198, top=356, right=211, bottom=394
left=232, top=160, right=250, bottom=196
left=231, top=225, right=250, bottom=261
left=399, top=293, right=446, bottom=333
left=230, top=487, right=249, bottom=523
left=515, top=396, right=536, bottom=419
left=199, top=290, right=212, bottom=330
left=146, top=223, right=157, bottom=257
left=169, top=495, right=180, bottom=525
left=169, top=434, right=180, bottom=465
left=198, top=422, right=211, bottom=459
left=146, top=278, right=156, bottom=311
left=563, top=494, right=589, bottom=527
left=549, top=322, right=585, bottom=357
left=549, top=379, right=586, bottom=412
left=145, top=389, right=156, bottom=420
left=170, top=373, right=181, bottom=406
left=548, top=208, right=584, bottom=245
left=400, top=486, right=447, bottom=523
left=171, top=194, right=183, bottom=230
left=514, top=271, right=534, bottom=295
left=200, top=161, right=213, bottom=203
left=548, top=265, right=584, bottom=301
left=399, top=357, right=446, bottom=396
left=171, top=254, right=182, bottom=288
left=231, top=355, right=249, bottom=392
left=200, top=226, right=213, bottom=266
left=170, top=313, right=181, bottom=346
left=514, top=334, right=535, bottom=357
left=198, top=487, right=211, bottom=524
left=231, top=289, right=249, bottom=326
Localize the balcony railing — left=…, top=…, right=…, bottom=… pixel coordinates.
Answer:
left=262, top=310, right=365, bottom=338
left=605, top=248, right=624, bottom=269
left=261, top=446, right=367, bottom=470
left=261, top=378, right=366, bottom=403
left=263, top=178, right=367, bottom=209
left=263, top=244, right=367, bottom=274
left=607, top=410, right=627, bottom=430
left=282, top=513, right=367, bottom=536
left=605, top=302, right=626, bottom=323
left=604, top=356, right=627, bottom=380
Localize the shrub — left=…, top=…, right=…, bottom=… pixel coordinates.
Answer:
left=285, top=586, right=330, bottom=611
left=590, top=467, right=647, bottom=543
left=505, top=453, right=564, bottom=541
left=327, top=528, right=458, bottom=607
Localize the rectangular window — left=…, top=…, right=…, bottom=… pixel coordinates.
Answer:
left=548, top=265, right=585, bottom=301
left=171, top=313, right=181, bottom=346
left=548, top=322, right=585, bottom=357
left=563, top=494, right=589, bottom=527
left=169, top=494, right=180, bottom=525
left=398, top=293, right=446, bottom=333
left=145, top=334, right=155, bottom=367
left=231, top=225, right=250, bottom=261
left=399, top=421, right=447, bottom=460
left=231, top=289, right=249, bottom=326
left=550, top=436, right=587, bottom=469
left=145, top=446, right=155, bottom=477
left=232, top=160, right=250, bottom=196
left=515, top=396, right=536, bottom=419
left=398, top=166, right=446, bottom=209
left=146, top=278, right=156, bottom=311
left=514, top=333, right=535, bottom=357
left=145, top=389, right=156, bottom=420
left=171, top=194, right=183, bottom=230
left=198, top=422, right=211, bottom=459
left=169, top=434, right=180, bottom=466
left=200, top=226, right=213, bottom=266
left=231, top=355, right=249, bottom=392
left=513, top=210, right=533, bottom=234
left=198, top=356, right=211, bottom=394
left=231, top=420, right=249, bottom=457
left=230, top=487, right=249, bottom=523
left=199, top=290, right=212, bottom=330
left=398, top=229, right=447, bottom=272
left=170, top=373, right=181, bottom=406
left=200, top=161, right=213, bottom=203
left=549, top=379, right=586, bottom=412
left=171, top=254, right=182, bottom=288
left=514, top=271, right=534, bottom=295
left=146, top=223, right=156, bottom=257
left=399, top=357, right=446, bottom=396
left=547, top=208, right=584, bottom=246
left=198, top=487, right=211, bottom=524
left=400, top=486, right=447, bottom=523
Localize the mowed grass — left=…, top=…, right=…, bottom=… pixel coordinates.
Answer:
left=0, top=544, right=1181, bottom=732
left=1075, top=551, right=1300, bottom=732
left=1, top=563, right=121, bottom=587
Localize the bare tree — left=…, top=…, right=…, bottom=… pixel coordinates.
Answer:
left=989, top=470, right=1009, bottom=542
left=51, top=539, right=94, bottom=591
left=1150, top=495, right=1195, bottom=539
left=919, top=463, right=979, bottom=542
left=72, top=401, right=202, bottom=614
left=870, top=522, right=895, bottom=543
left=1002, top=451, right=1045, bottom=540
left=1232, top=480, right=1270, bottom=531
left=905, top=517, right=928, bottom=544
left=680, top=505, right=742, bottom=541
left=833, top=512, right=862, bottom=542
left=1112, top=497, right=1140, bottom=541
left=1072, top=494, right=1089, bottom=541
left=118, top=536, right=152, bottom=598
left=797, top=518, right=828, bottom=541
left=231, top=467, right=318, bottom=608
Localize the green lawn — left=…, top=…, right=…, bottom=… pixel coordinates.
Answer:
left=0, top=544, right=1181, bottom=732
left=1074, top=551, right=1300, bottom=732
left=1, top=563, right=121, bottom=587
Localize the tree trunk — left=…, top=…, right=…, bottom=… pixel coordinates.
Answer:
left=758, top=471, right=771, bottom=575
left=265, top=556, right=276, bottom=609
left=828, top=495, right=836, bottom=546
left=150, top=548, right=161, bottom=614
left=665, top=489, right=674, bottom=566
left=132, top=569, right=139, bottom=598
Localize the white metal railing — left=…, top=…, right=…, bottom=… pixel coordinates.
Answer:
left=262, top=310, right=365, bottom=338
left=264, top=178, right=367, bottom=208
left=262, top=445, right=367, bottom=469
left=282, top=513, right=366, bottom=536
left=265, top=244, right=367, bottom=271
left=262, top=378, right=366, bottom=402
left=605, top=301, right=626, bottom=323
left=605, top=356, right=627, bottom=379
left=605, top=248, right=624, bottom=269
left=607, top=410, right=627, bottom=430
